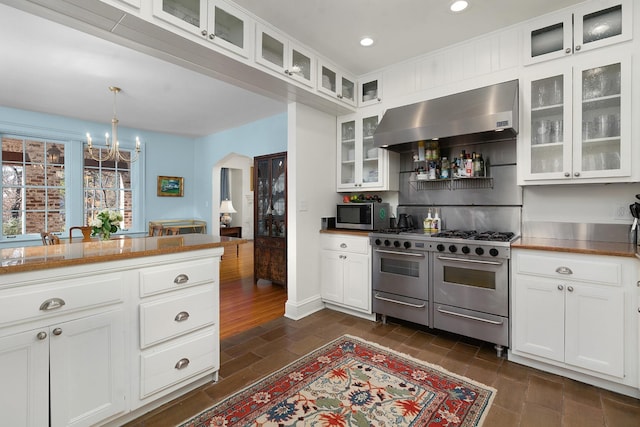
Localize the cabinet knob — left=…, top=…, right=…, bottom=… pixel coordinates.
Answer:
left=37, top=331, right=47, bottom=340
left=52, top=328, right=62, bottom=336
left=574, top=172, right=580, bottom=177
left=564, top=172, right=570, bottom=177
left=284, top=70, right=293, bottom=76
left=565, top=47, right=572, bottom=54
left=575, top=45, right=581, bottom=51
left=39, top=297, right=66, bottom=311
left=555, top=266, right=573, bottom=275
left=340, top=243, right=347, bottom=248
left=201, top=29, right=207, bottom=37
left=208, top=33, right=215, bottom=40
left=174, top=274, right=190, bottom=285
left=174, top=358, right=190, bottom=370
left=174, top=311, right=190, bottom=322
left=557, top=284, right=564, bottom=291
left=567, top=286, right=574, bottom=292
left=337, top=94, right=343, bottom=99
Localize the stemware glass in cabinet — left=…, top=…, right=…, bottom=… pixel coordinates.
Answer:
left=530, top=74, right=565, bottom=174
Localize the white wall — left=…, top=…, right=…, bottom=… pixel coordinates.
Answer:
left=285, top=102, right=337, bottom=319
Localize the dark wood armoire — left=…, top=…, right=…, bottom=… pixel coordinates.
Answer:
left=254, top=152, right=287, bottom=287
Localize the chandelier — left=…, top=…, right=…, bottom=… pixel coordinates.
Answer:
left=86, top=86, right=141, bottom=162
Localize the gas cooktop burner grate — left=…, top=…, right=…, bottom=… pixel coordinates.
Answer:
left=430, top=230, right=516, bottom=242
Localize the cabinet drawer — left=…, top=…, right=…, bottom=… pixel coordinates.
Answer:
left=320, top=235, right=369, bottom=254
left=0, top=273, right=123, bottom=327
left=139, top=258, right=217, bottom=296
left=515, top=253, right=621, bottom=286
left=140, top=327, right=218, bottom=399
left=140, top=285, right=218, bottom=349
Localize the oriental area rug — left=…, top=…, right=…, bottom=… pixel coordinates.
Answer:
left=178, top=335, right=496, bottom=427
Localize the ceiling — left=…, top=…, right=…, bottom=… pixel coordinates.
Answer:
left=0, top=0, right=585, bottom=139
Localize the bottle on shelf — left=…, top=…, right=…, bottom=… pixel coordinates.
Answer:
left=473, top=152, right=485, bottom=177
left=440, top=157, right=450, bottom=179
left=464, top=153, right=473, bottom=177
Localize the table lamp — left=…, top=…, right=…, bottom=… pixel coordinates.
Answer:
left=220, top=199, right=237, bottom=227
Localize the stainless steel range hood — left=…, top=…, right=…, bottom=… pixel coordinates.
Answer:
left=373, top=80, right=518, bottom=151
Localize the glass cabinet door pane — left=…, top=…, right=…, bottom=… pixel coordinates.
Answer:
left=581, top=5, right=622, bottom=45
left=341, top=77, right=355, bottom=102
left=261, top=32, right=284, bottom=67
left=530, top=74, right=565, bottom=174
left=214, top=6, right=244, bottom=49
left=340, top=120, right=356, bottom=185
left=162, top=0, right=201, bottom=27
left=581, top=62, right=621, bottom=171
left=291, top=49, right=311, bottom=81
left=256, top=160, right=270, bottom=236
left=321, top=66, right=336, bottom=92
left=361, top=115, right=379, bottom=183
left=531, top=23, right=564, bottom=58
left=361, top=79, right=378, bottom=103
left=271, top=157, right=286, bottom=237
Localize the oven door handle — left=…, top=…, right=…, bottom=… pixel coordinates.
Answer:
left=375, top=249, right=425, bottom=257
left=374, top=293, right=426, bottom=308
left=437, top=255, right=503, bottom=266
left=437, top=307, right=504, bottom=325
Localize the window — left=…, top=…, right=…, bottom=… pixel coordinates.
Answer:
left=1, top=136, right=66, bottom=237
left=83, top=148, right=133, bottom=231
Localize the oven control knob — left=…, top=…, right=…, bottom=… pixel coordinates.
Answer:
left=384, top=239, right=391, bottom=246
left=489, top=248, right=499, bottom=257
left=374, top=239, right=382, bottom=246
left=393, top=241, right=401, bottom=248
left=404, top=241, right=411, bottom=249
left=461, top=246, right=470, bottom=254
left=475, top=247, right=484, bottom=256
left=448, top=245, right=457, bottom=253
left=436, top=244, right=445, bottom=252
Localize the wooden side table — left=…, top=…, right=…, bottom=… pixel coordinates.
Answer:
left=220, top=226, right=242, bottom=256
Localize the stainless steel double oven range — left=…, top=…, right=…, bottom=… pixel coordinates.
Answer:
left=371, top=227, right=517, bottom=357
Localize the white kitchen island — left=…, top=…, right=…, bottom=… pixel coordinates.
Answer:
left=0, top=234, right=240, bottom=427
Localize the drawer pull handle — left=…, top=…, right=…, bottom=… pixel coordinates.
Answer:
left=174, top=311, right=190, bottom=322
left=437, top=307, right=503, bottom=325
left=39, top=298, right=66, bottom=311
left=555, top=266, right=573, bottom=275
left=374, top=293, right=425, bottom=308
left=175, top=358, right=190, bottom=370
left=174, top=274, right=189, bottom=285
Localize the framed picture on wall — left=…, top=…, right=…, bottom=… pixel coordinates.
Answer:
left=157, top=176, right=184, bottom=197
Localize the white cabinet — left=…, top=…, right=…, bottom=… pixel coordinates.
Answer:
left=320, top=234, right=371, bottom=313
left=0, top=274, right=126, bottom=427
left=359, top=73, right=382, bottom=106
left=337, top=111, right=399, bottom=191
left=255, top=24, right=315, bottom=88
left=520, top=51, right=631, bottom=184
left=511, top=250, right=637, bottom=387
left=134, top=257, right=219, bottom=405
left=523, top=0, right=632, bottom=65
left=152, top=0, right=253, bottom=58
left=318, top=60, right=357, bottom=107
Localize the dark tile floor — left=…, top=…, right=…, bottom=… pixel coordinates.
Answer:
left=126, top=309, right=640, bottom=426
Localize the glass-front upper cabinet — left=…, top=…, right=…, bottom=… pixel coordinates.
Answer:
left=523, top=0, right=631, bottom=65
left=359, top=73, right=383, bottom=107
left=318, top=61, right=356, bottom=107
left=337, top=113, right=391, bottom=191
left=153, top=0, right=252, bottom=58
left=522, top=53, right=630, bottom=183
left=255, top=24, right=315, bottom=88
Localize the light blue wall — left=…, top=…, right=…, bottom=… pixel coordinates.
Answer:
left=192, top=112, right=288, bottom=225
left=0, top=106, right=286, bottom=240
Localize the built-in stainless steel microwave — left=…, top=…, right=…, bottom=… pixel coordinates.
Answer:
left=336, top=202, right=390, bottom=230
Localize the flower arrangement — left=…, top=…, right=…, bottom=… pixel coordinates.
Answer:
left=89, top=209, right=123, bottom=240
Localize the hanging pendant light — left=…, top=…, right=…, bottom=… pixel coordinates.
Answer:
left=86, top=86, right=141, bottom=162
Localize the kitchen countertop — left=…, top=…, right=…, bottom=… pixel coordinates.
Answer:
left=512, top=237, right=638, bottom=258
left=319, top=228, right=371, bottom=237
left=0, top=234, right=246, bottom=274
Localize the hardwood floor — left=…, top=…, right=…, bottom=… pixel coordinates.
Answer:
left=125, top=240, right=640, bottom=427
left=219, top=241, right=286, bottom=340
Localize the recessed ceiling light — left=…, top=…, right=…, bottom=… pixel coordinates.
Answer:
left=360, top=37, right=374, bottom=47
left=450, top=0, right=469, bottom=12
